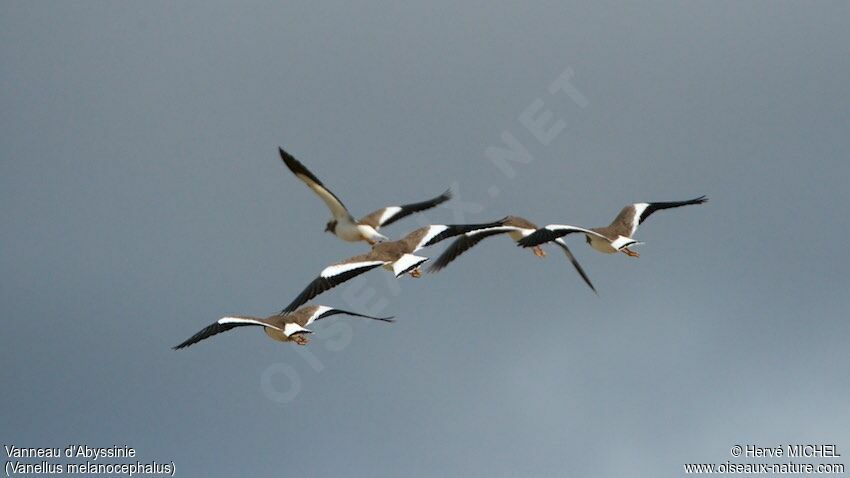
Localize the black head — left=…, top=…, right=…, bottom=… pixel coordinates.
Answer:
left=325, top=220, right=337, bottom=233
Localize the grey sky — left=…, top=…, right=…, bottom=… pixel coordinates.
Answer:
left=2, top=2, right=849, bottom=477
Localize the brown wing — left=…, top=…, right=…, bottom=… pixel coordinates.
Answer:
left=359, top=189, right=452, bottom=229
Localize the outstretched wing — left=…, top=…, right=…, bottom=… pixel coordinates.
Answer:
left=280, top=258, right=386, bottom=314
left=173, top=317, right=273, bottom=350
left=305, top=306, right=395, bottom=325
left=359, top=189, right=452, bottom=229
left=428, top=226, right=522, bottom=272
left=618, top=196, right=708, bottom=236
left=278, top=147, right=352, bottom=221
left=517, top=224, right=611, bottom=248
left=637, top=195, right=708, bottom=227
left=552, top=239, right=597, bottom=294
left=408, top=219, right=508, bottom=252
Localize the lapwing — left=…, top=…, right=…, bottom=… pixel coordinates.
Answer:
left=428, top=215, right=601, bottom=293
left=279, top=147, right=451, bottom=244
left=518, top=196, right=708, bottom=257
left=173, top=305, right=393, bottom=349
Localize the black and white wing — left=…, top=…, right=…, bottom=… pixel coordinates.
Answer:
left=552, top=239, right=597, bottom=294
left=628, top=196, right=708, bottom=236
left=390, top=254, right=430, bottom=277
left=278, top=147, right=353, bottom=221
left=428, top=226, right=523, bottom=272
left=280, top=257, right=387, bottom=314
left=359, top=189, right=452, bottom=230
left=517, top=225, right=612, bottom=248
left=304, top=306, right=395, bottom=326
left=408, top=219, right=508, bottom=252
left=173, top=316, right=275, bottom=350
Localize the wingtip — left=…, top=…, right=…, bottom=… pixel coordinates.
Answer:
left=277, top=146, right=289, bottom=160
left=277, top=146, right=301, bottom=170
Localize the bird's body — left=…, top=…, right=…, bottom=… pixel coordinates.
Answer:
left=502, top=215, right=538, bottom=238
left=173, top=305, right=393, bottom=349
left=331, top=219, right=386, bottom=243
left=585, top=228, right=624, bottom=254
left=278, top=147, right=451, bottom=244
left=583, top=203, right=652, bottom=253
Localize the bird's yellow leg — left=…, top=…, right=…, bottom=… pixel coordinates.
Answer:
left=291, top=335, right=310, bottom=346
left=621, top=247, right=640, bottom=258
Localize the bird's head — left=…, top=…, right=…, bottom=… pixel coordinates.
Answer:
left=324, top=220, right=337, bottom=234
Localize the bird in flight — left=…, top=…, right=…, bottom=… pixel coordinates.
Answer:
left=278, top=147, right=452, bottom=244
left=173, top=305, right=393, bottom=349
left=280, top=219, right=507, bottom=314
left=428, top=215, right=605, bottom=293
left=517, top=196, right=708, bottom=257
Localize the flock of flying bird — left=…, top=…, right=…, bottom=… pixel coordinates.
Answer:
left=174, top=147, right=708, bottom=350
